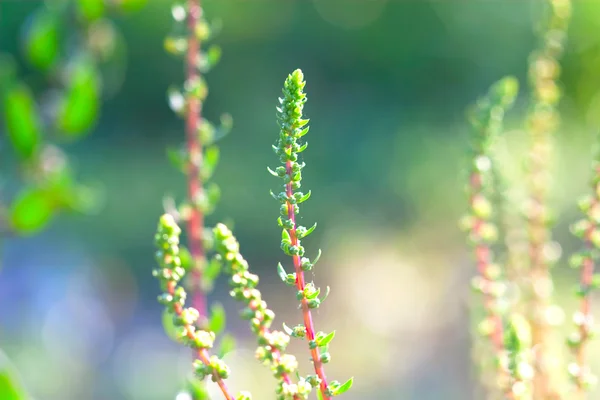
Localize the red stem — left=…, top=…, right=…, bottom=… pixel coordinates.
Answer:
left=186, top=0, right=206, bottom=327
left=285, top=160, right=330, bottom=400
left=470, top=172, right=513, bottom=399
left=167, top=280, right=235, bottom=400
left=247, top=300, right=299, bottom=399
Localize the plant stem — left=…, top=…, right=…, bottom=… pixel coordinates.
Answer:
left=283, top=173, right=330, bottom=399
left=166, top=282, right=235, bottom=400
left=185, top=0, right=206, bottom=328
left=525, top=2, right=571, bottom=397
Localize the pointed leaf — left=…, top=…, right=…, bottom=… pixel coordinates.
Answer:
left=277, top=263, right=287, bottom=282
left=299, top=222, right=317, bottom=239
left=267, top=167, right=279, bottom=177
left=332, top=377, right=354, bottom=395
left=208, top=303, right=226, bottom=335
left=218, top=333, right=236, bottom=358
left=316, top=389, right=324, bottom=400
left=161, top=309, right=182, bottom=343
left=23, top=9, right=60, bottom=71
left=202, top=145, right=220, bottom=180
left=317, top=330, right=335, bottom=347
left=10, top=188, right=56, bottom=235
left=297, top=190, right=311, bottom=204
left=57, top=59, right=100, bottom=137
left=3, top=83, right=42, bottom=158
left=320, top=286, right=330, bottom=303
left=282, top=322, right=294, bottom=336
left=282, top=229, right=291, bottom=244
left=313, top=249, right=322, bottom=265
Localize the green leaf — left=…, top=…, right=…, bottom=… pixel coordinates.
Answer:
left=297, top=190, right=311, bottom=204
left=57, top=59, right=100, bottom=138
left=76, top=0, right=105, bottom=21
left=277, top=263, right=287, bottom=282
left=203, top=145, right=220, bottom=180
left=186, top=378, right=210, bottom=400
left=179, top=246, right=192, bottom=271
left=23, top=9, right=60, bottom=71
left=0, top=351, right=28, bottom=400
left=218, top=333, right=236, bottom=358
left=267, top=167, right=279, bottom=177
left=161, top=309, right=182, bottom=343
left=204, top=257, right=222, bottom=281
left=317, top=330, right=335, bottom=347
left=282, top=229, right=291, bottom=244
left=332, top=377, right=354, bottom=396
left=0, top=54, right=17, bottom=91
left=316, top=389, right=324, bottom=400
left=208, top=303, right=226, bottom=335
left=320, top=286, right=331, bottom=303
left=3, top=83, right=42, bottom=158
left=299, top=222, right=317, bottom=238
left=282, top=322, right=294, bottom=336
left=166, top=146, right=187, bottom=172
left=10, top=188, right=56, bottom=235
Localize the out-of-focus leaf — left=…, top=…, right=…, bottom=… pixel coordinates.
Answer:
left=186, top=378, right=210, bottom=400
left=208, top=303, right=226, bottom=335
left=161, top=309, right=183, bottom=344
left=118, top=0, right=147, bottom=13
left=217, top=333, right=236, bottom=358
left=60, top=183, right=104, bottom=215
left=57, top=59, right=100, bottom=138
left=23, top=9, right=60, bottom=71
left=88, top=21, right=127, bottom=98
left=76, top=0, right=105, bottom=21
left=3, top=83, right=42, bottom=158
left=10, top=187, right=56, bottom=235
left=0, top=351, right=29, bottom=400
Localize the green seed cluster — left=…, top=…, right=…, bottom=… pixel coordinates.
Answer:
left=153, top=214, right=238, bottom=394
left=567, top=158, right=600, bottom=391
left=461, top=76, right=520, bottom=395
left=213, top=223, right=316, bottom=400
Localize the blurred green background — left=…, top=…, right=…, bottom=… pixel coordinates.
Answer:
left=2, top=0, right=600, bottom=399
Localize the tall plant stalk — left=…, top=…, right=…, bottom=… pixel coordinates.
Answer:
left=184, top=0, right=207, bottom=330
left=524, top=1, right=571, bottom=398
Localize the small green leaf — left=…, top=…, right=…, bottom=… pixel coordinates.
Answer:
left=317, top=331, right=335, bottom=347
left=218, top=333, right=236, bottom=358
left=57, top=59, right=100, bottom=138
left=282, top=322, right=294, bottom=336
left=299, top=222, right=317, bottom=238
left=186, top=378, right=210, bottom=400
left=316, top=389, right=324, bottom=400
left=3, top=83, right=42, bottom=158
left=179, top=246, right=192, bottom=271
left=0, top=351, right=28, bottom=400
left=161, top=309, right=182, bottom=343
left=203, top=145, right=220, bottom=179
left=208, top=303, right=226, bottom=335
left=204, top=257, right=222, bottom=281
left=10, top=188, right=56, bottom=235
left=320, top=286, right=330, bottom=303
left=166, top=146, right=187, bottom=172
left=312, top=249, right=322, bottom=265
left=332, top=377, right=354, bottom=396
left=282, top=229, right=291, bottom=244
left=297, top=190, right=311, bottom=204
left=76, top=0, right=105, bottom=21
left=277, top=263, right=287, bottom=282
left=267, top=167, right=279, bottom=177
left=23, top=9, right=60, bottom=71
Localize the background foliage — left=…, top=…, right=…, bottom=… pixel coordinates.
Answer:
left=3, top=0, right=600, bottom=399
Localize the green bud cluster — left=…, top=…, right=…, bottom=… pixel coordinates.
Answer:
left=566, top=156, right=600, bottom=392
left=268, top=70, right=353, bottom=399
left=153, top=214, right=246, bottom=400
left=163, top=1, right=233, bottom=294
left=213, top=223, right=311, bottom=400
left=461, top=76, right=519, bottom=395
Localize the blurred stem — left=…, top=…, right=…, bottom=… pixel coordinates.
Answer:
left=525, top=1, right=571, bottom=398
left=185, top=0, right=206, bottom=331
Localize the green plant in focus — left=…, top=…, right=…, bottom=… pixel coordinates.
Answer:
left=154, top=70, right=353, bottom=399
